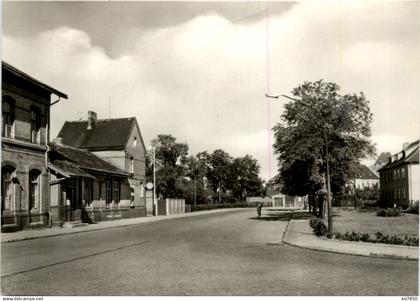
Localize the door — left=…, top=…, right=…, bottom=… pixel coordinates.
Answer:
left=65, top=179, right=81, bottom=221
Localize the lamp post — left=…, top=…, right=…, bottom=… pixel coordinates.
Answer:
left=153, top=146, right=157, bottom=216
left=265, top=93, right=333, bottom=235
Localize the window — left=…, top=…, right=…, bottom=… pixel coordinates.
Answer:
left=393, top=170, right=396, bottom=181
left=113, top=180, right=120, bottom=204
left=402, top=188, right=406, bottom=200
left=133, top=137, right=137, bottom=147
left=84, top=180, right=93, bottom=206
left=30, top=107, right=41, bottom=144
left=105, top=180, right=112, bottom=206
left=2, top=166, right=15, bottom=211
left=140, top=182, right=144, bottom=198
left=2, top=97, right=15, bottom=138
left=129, top=157, right=134, bottom=173
left=29, top=170, right=41, bottom=210
left=401, top=168, right=405, bottom=179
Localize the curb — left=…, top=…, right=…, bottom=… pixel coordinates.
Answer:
left=1, top=208, right=244, bottom=244
left=282, top=219, right=419, bottom=261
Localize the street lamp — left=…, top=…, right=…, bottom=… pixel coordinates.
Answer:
left=148, top=146, right=158, bottom=216
left=265, top=92, right=333, bottom=235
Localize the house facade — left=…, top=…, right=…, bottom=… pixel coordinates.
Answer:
left=378, top=140, right=419, bottom=208
left=49, top=141, right=134, bottom=225
left=56, top=112, right=147, bottom=218
left=348, top=164, right=380, bottom=191
left=266, top=175, right=305, bottom=209
left=1, top=62, right=67, bottom=232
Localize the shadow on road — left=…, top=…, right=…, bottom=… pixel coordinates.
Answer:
left=249, top=211, right=313, bottom=222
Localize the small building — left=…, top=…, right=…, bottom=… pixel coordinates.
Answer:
left=378, top=140, right=419, bottom=208
left=49, top=141, right=136, bottom=225
left=2, top=62, right=67, bottom=232
left=56, top=112, right=147, bottom=218
left=348, top=163, right=379, bottom=190
left=245, top=197, right=273, bottom=207
left=265, top=175, right=305, bottom=209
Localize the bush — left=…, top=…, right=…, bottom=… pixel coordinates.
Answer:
left=331, top=230, right=418, bottom=246
left=405, top=202, right=419, bottom=215
left=376, top=208, right=401, bottom=217
left=376, top=208, right=387, bottom=216
left=309, top=217, right=328, bottom=237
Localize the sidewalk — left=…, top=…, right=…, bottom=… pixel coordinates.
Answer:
left=1, top=208, right=243, bottom=243
left=282, top=219, right=419, bottom=260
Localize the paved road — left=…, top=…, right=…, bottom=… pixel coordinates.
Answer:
left=1, top=209, right=418, bottom=296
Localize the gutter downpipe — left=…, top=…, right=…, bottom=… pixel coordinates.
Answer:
left=46, top=96, right=62, bottom=228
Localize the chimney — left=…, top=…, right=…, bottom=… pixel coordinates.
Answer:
left=53, top=137, right=63, bottom=145
left=403, top=142, right=410, bottom=151
left=87, top=111, right=97, bottom=130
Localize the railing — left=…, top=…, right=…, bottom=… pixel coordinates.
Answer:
left=187, top=202, right=257, bottom=212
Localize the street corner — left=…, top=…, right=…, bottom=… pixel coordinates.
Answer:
left=282, top=219, right=419, bottom=261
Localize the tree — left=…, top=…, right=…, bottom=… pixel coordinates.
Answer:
left=205, top=149, right=233, bottom=203
left=182, top=152, right=211, bottom=205
left=273, top=80, right=375, bottom=229
left=149, top=134, right=189, bottom=199
left=231, top=155, right=264, bottom=201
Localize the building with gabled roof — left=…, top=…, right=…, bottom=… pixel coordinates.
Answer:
left=348, top=163, right=379, bottom=191
left=56, top=111, right=148, bottom=219
left=265, top=175, right=305, bottom=209
left=2, top=61, right=67, bottom=232
left=48, top=141, right=135, bottom=225
left=378, top=140, right=419, bottom=208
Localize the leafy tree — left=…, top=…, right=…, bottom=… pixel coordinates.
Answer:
left=206, top=149, right=233, bottom=203
left=182, top=153, right=212, bottom=205
left=374, top=152, right=391, bottom=170
left=152, top=134, right=188, bottom=168
left=231, top=155, right=264, bottom=200
left=149, top=134, right=189, bottom=198
left=273, top=80, right=375, bottom=218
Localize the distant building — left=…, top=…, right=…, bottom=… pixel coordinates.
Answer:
left=56, top=112, right=147, bottom=218
left=378, top=140, right=419, bottom=208
left=348, top=164, right=379, bottom=190
left=265, top=175, right=305, bottom=209
left=1, top=62, right=67, bottom=232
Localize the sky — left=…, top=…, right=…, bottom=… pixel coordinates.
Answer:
left=2, top=1, right=420, bottom=181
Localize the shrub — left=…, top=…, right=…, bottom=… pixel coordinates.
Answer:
left=330, top=230, right=418, bottom=246
left=376, top=207, right=401, bottom=217
left=406, top=202, right=419, bottom=215
left=360, top=233, right=370, bottom=242
left=376, top=208, right=387, bottom=216
left=387, top=208, right=401, bottom=217
left=309, top=217, right=328, bottom=237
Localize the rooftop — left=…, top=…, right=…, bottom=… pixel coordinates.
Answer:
left=2, top=61, right=68, bottom=99
left=58, top=117, right=136, bottom=150
left=49, top=142, right=129, bottom=177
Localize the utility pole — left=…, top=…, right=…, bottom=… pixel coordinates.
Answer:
left=194, top=176, right=197, bottom=206
left=108, top=96, right=111, bottom=119
left=153, top=147, right=157, bottom=216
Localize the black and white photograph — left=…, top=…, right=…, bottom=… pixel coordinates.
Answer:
left=1, top=0, right=419, bottom=297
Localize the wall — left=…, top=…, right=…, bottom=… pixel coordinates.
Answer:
left=2, top=83, right=49, bottom=145
left=1, top=81, right=51, bottom=232
left=124, top=121, right=146, bottom=181
left=379, top=164, right=410, bottom=207
left=92, top=150, right=125, bottom=171
left=354, top=179, right=380, bottom=189
left=409, top=164, right=420, bottom=206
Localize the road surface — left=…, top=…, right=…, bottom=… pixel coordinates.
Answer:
left=1, top=209, right=418, bottom=295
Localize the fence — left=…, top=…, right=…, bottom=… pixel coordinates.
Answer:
left=187, top=202, right=257, bottom=212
